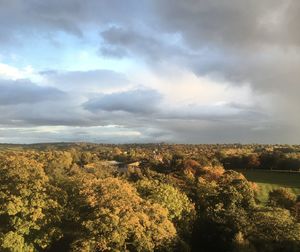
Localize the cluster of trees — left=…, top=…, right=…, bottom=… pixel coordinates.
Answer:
left=0, top=144, right=299, bottom=251
left=221, top=152, right=300, bottom=171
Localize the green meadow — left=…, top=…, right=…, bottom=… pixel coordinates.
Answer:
left=237, top=169, right=300, bottom=203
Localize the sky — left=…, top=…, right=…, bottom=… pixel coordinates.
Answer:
left=0, top=0, right=299, bottom=144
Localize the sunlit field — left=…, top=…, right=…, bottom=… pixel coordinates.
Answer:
left=237, top=169, right=300, bottom=203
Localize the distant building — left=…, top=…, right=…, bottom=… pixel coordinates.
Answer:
left=119, top=161, right=140, bottom=173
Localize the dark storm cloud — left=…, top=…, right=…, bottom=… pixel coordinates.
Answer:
left=84, top=88, right=162, bottom=114
left=0, top=79, right=65, bottom=105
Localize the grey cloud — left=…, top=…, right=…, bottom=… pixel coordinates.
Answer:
left=0, top=97, right=90, bottom=128
left=158, top=103, right=266, bottom=123
left=41, top=69, right=129, bottom=91
left=2, top=0, right=299, bottom=53
left=84, top=88, right=163, bottom=114
left=152, top=0, right=300, bottom=48
left=100, top=46, right=129, bottom=58
left=95, top=1, right=300, bottom=93
left=0, top=79, right=65, bottom=105
left=99, top=26, right=187, bottom=62
left=93, top=1, right=300, bottom=91
left=153, top=0, right=300, bottom=118
left=96, top=0, right=300, bottom=138
left=0, top=0, right=149, bottom=45
left=155, top=120, right=287, bottom=144
left=0, top=78, right=89, bottom=128
left=1, top=0, right=300, bottom=143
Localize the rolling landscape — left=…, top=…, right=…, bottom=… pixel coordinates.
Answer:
left=1, top=0, right=300, bottom=251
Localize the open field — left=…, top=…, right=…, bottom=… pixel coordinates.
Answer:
left=237, top=169, right=300, bottom=203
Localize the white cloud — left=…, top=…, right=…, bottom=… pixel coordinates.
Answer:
left=0, top=62, right=42, bottom=82
left=131, top=67, right=261, bottom=109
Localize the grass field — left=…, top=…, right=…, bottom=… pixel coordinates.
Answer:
left=236, top=169, right=300, bottom=203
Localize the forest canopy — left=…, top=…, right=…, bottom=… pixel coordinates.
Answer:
left=0, top=143, right=299, bottom=251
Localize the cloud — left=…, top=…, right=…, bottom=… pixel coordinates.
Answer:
left=0, top=79, right=65, bottom=105
left=0, top=0, right=148, bottom=45
left=0, top=0, right=299, bottom=143
left=152, top=0, right=300, bottom=48
left=99, top=26, right=186, bottom=63
left=0, top=63, right=36, bottom=80
left=84, top=88, right=163, bottom=114
left=96, top=0, right=300, bottom=140
left=41, top=69, right=130, bottom=92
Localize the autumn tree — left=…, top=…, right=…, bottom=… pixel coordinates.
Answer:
left=267, top=187, right=297, bottom=210
left=136, top=179, right=196, bottom=248
left=71, top=177, right=177, bottom=251
left=0, top=153, right=65, bottom=251
left=193, top=170, right=256, bottom=251
left=249, top=207, right=300, bottom=251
